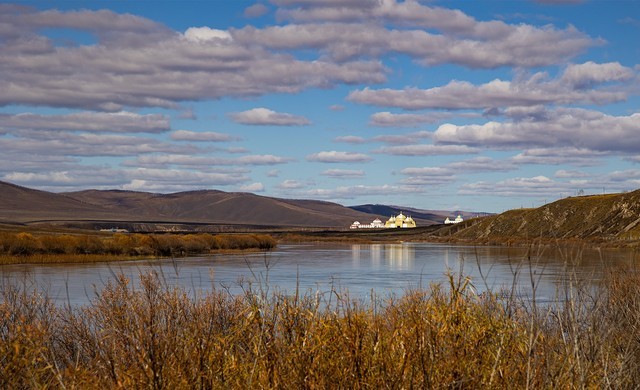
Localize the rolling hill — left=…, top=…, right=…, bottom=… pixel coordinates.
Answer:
left=0, top=181, right=381, bottom=229
left=441, top=190, right=640, bottom=244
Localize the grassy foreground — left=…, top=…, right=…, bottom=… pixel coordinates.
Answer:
left=0, top=232, right=276, bottom=264
left=2, top=267, right=640, bottom=388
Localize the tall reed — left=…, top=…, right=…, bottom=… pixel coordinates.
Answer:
left=3, top=260, right=640, bottom=388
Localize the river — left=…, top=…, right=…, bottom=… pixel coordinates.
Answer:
left=1, top=242, right=637, bottom=306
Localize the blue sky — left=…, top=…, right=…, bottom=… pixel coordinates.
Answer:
left=1, top=0, right=639, bottom=213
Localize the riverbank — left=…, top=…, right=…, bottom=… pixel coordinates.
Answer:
left=0, top=231, right=276, bottom=265
left=3, top=267, right=640, bottom=388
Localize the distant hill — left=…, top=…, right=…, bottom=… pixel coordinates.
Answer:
left=441, top=190, right=640, bottom=243
left=349, top=204, right=487, bottom=226
left=0, top=181, right=381, bottom=229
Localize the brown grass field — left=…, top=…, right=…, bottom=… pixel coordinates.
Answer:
left=2, top=262, right=640, bottom=388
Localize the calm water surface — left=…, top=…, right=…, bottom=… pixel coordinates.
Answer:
left=1, top=242, right=638, bottom=306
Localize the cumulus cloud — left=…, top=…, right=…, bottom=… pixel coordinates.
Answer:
left=321, top=169, right=365, bottom=178
left=561, top=61, right=635, bottom=89
left=349, top=62, right=634, bottom=110
left=306, top=151, right=372, bottom=163
left=229, top=108, right=311, bottom=126
left=183, top=27, right=232, bottom=42
left=433, top=108, right=640, bottom=153
left=234, top=21, right=595, bottom=68
left=0, top=112, right=170, bottom=133
left=170, top=130, right=240, bottom=142
left=0, top=8, right=386, bottom=111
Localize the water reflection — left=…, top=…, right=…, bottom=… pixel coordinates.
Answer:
left=352, top=243, right=414, bottom=270
left=1, top=242, right=637, bottom=306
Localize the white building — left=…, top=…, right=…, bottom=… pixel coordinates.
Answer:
left=444, top=215, right=464, bottom=224
left=350, top=218, right=386, bottom=229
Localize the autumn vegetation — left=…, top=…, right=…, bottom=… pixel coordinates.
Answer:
left=2, top=263, right=640, bottom=388
left=0, top=231, right=276, bottom=264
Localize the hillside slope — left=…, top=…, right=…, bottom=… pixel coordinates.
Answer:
left=0, top=181, right=378, bottom=228
left=0, top=181, right=119, bottom=222
left=64, top=189, right=374, bottom=227
left=445, top=190, right=640, bottom=243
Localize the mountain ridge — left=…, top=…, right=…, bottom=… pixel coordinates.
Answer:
left=0, top=181, right=381, bottom=228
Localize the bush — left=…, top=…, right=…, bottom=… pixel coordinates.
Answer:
left=0, top=232, right=277, bottom=262
left=3, top=267, right=640, bottom=388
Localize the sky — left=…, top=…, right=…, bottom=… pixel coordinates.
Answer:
left=1, top=0, right=640, bottom=213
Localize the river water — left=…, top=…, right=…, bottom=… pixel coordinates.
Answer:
left=1, top=242, right=637, bottom=306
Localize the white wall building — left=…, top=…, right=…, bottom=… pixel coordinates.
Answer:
left=444, top=215, right=464, bottom=224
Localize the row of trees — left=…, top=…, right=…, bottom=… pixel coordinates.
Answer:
left=0, top=232, right=276, bottom=257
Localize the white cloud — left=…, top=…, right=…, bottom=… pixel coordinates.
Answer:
left=511, top=148, right=607, bottom=166
left=306, top=151, right=372, bottom=163
left=277, top=179, right=305, bottom=189
left=270, top=1, right=596, bottom=67
left=127, top=154, right=292, bottom=168
left=0, top=8, right=387, bottom=111
left=183, top=27, right=232, bottom=42
left=0, top=133, right=201, bottom=157
left=459, top=175, right=563, bottom=197
left=375, top=144, right=478, bottom=156
left=349, top=62, right=634, bottom=110
left=244, top=3, right=269, bottom=18
left=372, top=130, right=431, bottom=145
left=369, top=111, right=474, bottom=127
left=433, top=108, right=640, bottom=153
left=229, top=108, right=311, bottom=126
left=234, top=21, right=595, bottom=68
left=321, top=169, right=365, bottom=178
left=555, top=170, right=590, bottom=178
left=399, top=166, right=455, bottom=186
left=297, top=184, right=426, bottom=200
left=0, top=111, right=170, bottom=133
left=239, top=182, right=265, bottom=192
left=170, top=130, right=240, bottom=142
left=333, top=135, right=367, bottom=144
left=446, top=156, right=517, bottom=173
left=561, top=61, right=634, bottom=88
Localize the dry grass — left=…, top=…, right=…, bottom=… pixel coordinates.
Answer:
left=2, top=261, right=640, bottom=388
left=0, top=232, right=276, bottom=264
